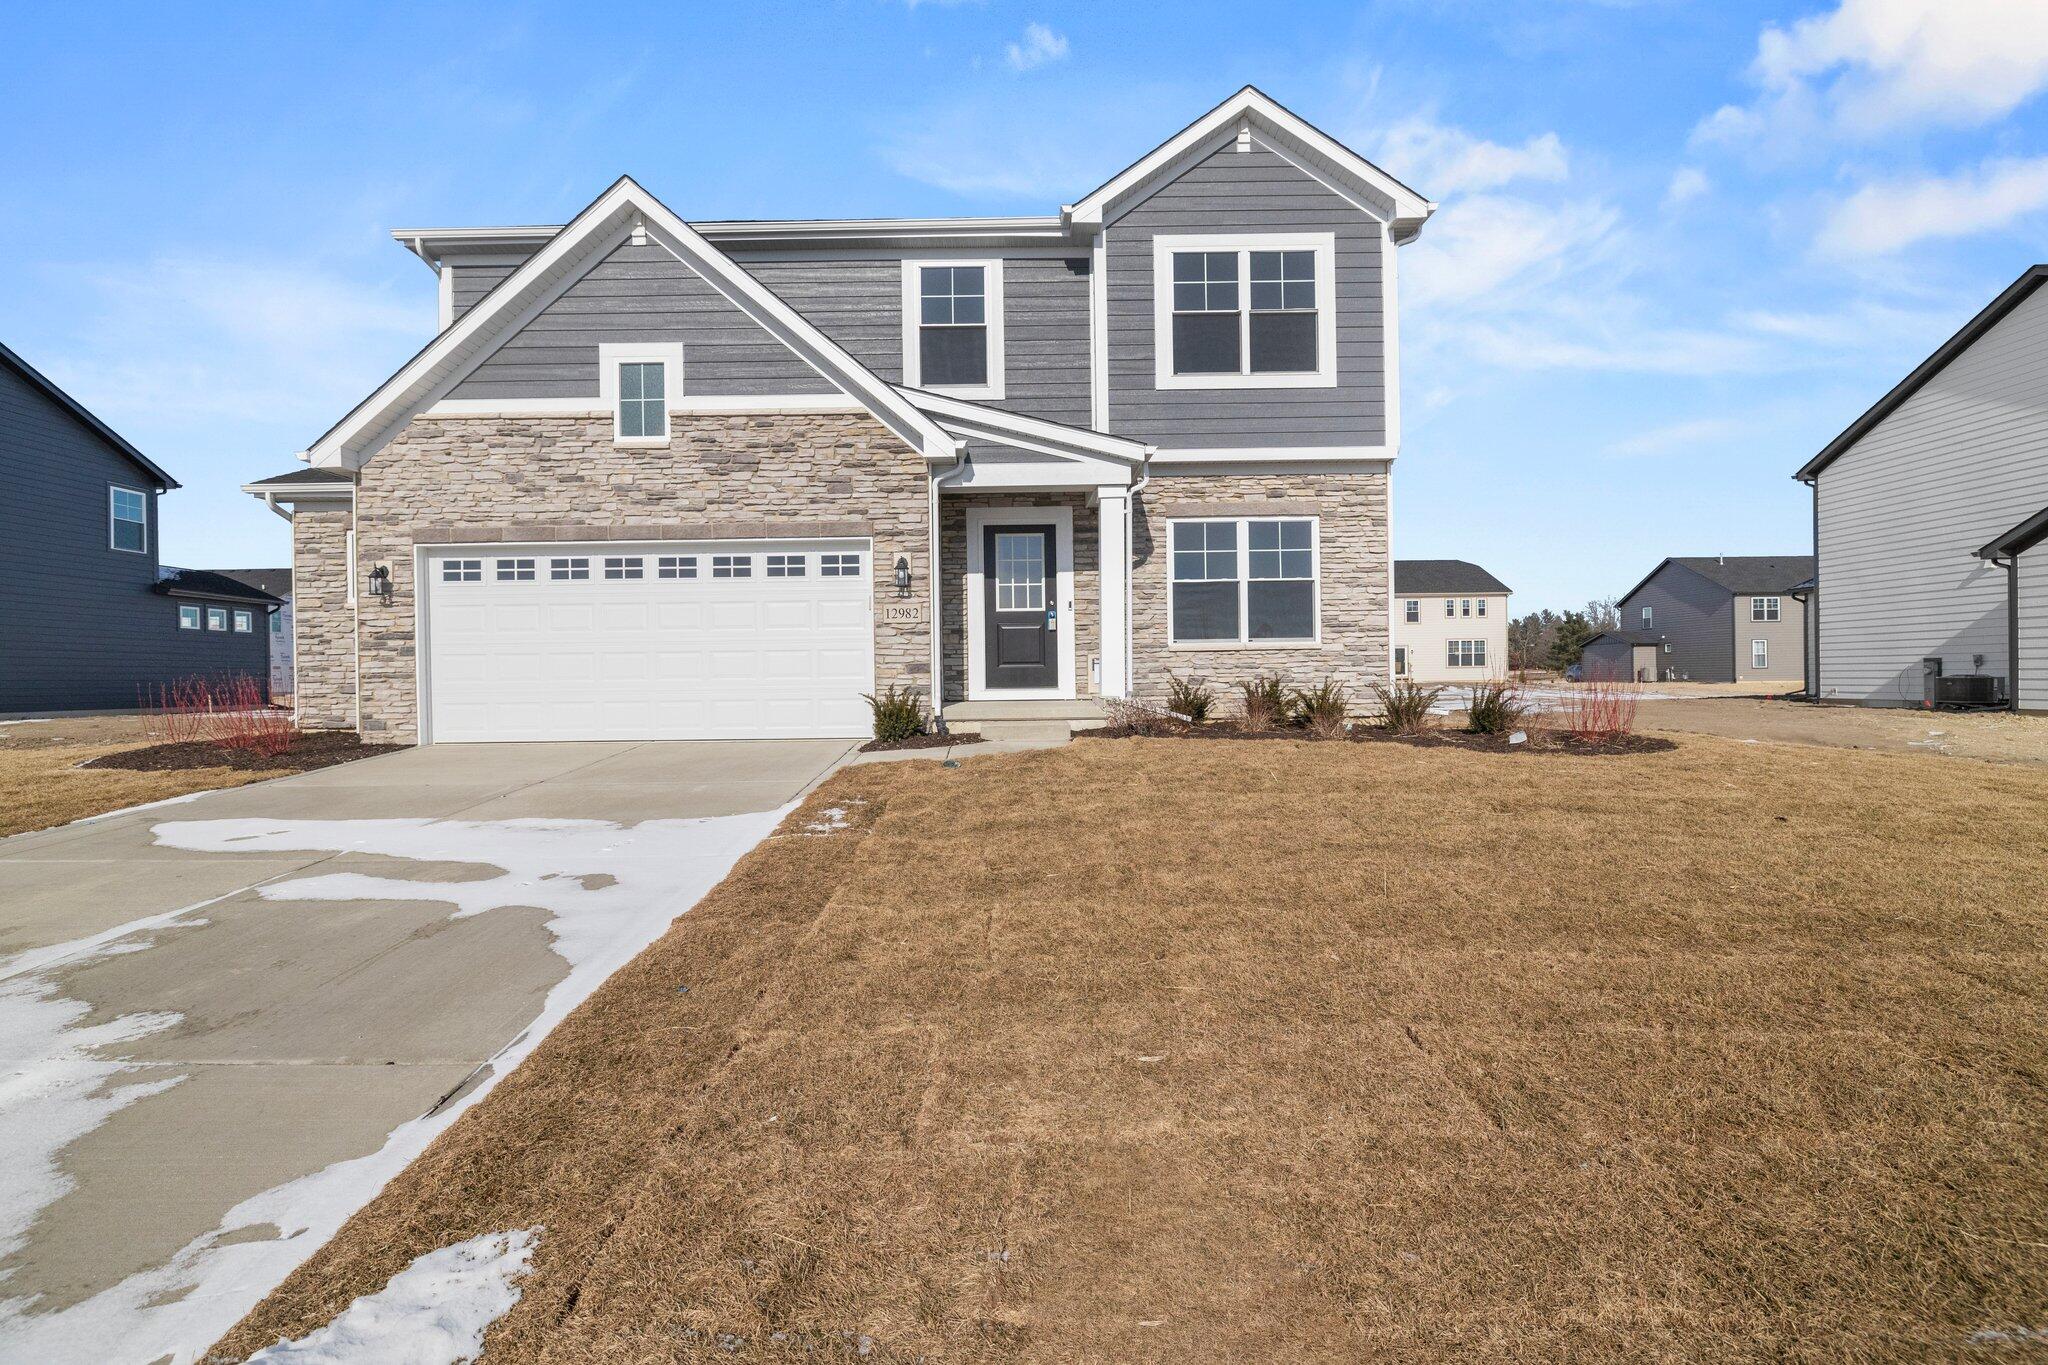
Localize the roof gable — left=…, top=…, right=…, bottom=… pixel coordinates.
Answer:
left=1619, top=555, right=1815, bottom=604
left=0, top=341, right=179, bottom=490
left=1393, top=559, right=1510, bottom=595
left=1065, top=86, right=1434, bottom=237
left=1796, top=264, right=2048, bottom=483
left=306, top=177, right=955, bottom=469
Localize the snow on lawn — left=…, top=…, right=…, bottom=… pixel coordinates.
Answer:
left=243, top=1228, right=539, bottom=1365
left=0, top=808, right=788, bottom=1365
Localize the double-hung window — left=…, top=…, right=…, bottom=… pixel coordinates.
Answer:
left=1169, top=517, right=1317, bottom=645
left=1640, top=605, right=1654, bottom=628
left=1404, top=599, right=1419, bottom=623
left=1751, top=596, right=1780, bottom=622
left=1154, top=234, right=1335, bottom=388
left=904, top=261, right=1002, bottom=396
left=110, top=487, right=147, bottom=553
left=1752, top=639, right=1770, bottom=670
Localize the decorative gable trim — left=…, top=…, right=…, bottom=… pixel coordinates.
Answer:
left=306, top=177, right=956, bottom=470
left=899, top=387, right=1150, bottom=466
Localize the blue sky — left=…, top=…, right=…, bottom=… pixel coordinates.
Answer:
left=5, top=1, right=2047, bottom=613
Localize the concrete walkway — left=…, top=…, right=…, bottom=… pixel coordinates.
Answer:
left=0, top=739, right=853, bottom=1363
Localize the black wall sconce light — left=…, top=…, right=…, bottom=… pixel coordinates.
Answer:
left=367, top=564, right=393, bottom=600
left=893, top=556, right=912, bottom=598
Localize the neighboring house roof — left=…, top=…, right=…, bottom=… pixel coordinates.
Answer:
left=154, top=568, right=283, bottom=605
left=1618, top=555, right=1816, bottom=604
left=1796, top=264, right=2048, bottom=483
left=1066, top=86, right=1435, bottom=237
left=1979, top=504, right=2048, bottom=560
left=1585, top=628, right=1665, bottom=648
left=302, top=177, right=956, bottom=471
left=0, top=340, right=180, bottom=490
left=1394, top=559, right=1510, bottom=595
left=245, top=467, right=357, bottom=488
left=215, top=568, right=293, bottom=598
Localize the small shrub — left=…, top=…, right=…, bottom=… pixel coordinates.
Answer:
left=1370, top=679, right=1444, bottom=734
left=140, top=674, right=294, bottom=757
left=1561, top=677, right=1640, bottom=739
left=1103, top=696, right=1192, bottom=736
left=1237, top=673, right=1289, bottom=731
left=1289, top=679, right=1350, bottom=738
left=1164, top=674, right=1215, bottom=723
left=864, top=685, right=927, bottom=743
left=1464, top=680, right=1527, bottom=735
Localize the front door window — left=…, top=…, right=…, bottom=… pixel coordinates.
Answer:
left=994, top=533, right=1046, bottom=613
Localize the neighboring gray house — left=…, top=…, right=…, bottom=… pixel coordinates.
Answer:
left=1582, top=556, right=1814, bottom=684
left=245, top=88, right=1439, bottom=744
left=0, top=341, right=274, bottom=713
left=1797, top=265, right=2048, bottom=711
left=218, top=569, right=294, bottom=695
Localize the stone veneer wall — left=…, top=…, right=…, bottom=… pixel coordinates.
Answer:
left=1130, top=469, right=1390, bottom=706
left=291, top=505, right=356, bottom=730
left=351, top=412, right=930, bottom=742
left=939, top=492, right=1101, bottom=705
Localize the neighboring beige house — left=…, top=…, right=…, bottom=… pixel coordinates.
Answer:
left=1391, top=560, right=1509, bottom=684
left=242, top=89, right=1438, bottom=743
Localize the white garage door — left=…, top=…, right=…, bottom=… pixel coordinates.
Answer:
left=422, top=539, right=874, bottom=742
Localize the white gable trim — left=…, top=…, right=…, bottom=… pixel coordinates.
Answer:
left=308, top=177, right=955, bottom=469
left=900, top=388, right=1150, bottom=466
left=1065, top=86, right=1434, bottom=234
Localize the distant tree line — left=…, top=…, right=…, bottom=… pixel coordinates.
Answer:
left=1508, top=598, right=1618, bottom=672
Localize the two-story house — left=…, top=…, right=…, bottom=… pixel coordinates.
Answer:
left=2, top=341, right=276, bottom=713
left=245, top=89, right=1434, bottom=743
left=1581, top=555, right=1814, bottom=685
left=1390, top=560, right=1510, bottom=683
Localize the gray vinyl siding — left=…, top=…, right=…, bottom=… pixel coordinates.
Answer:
left=738, top=254, right=1093, bottom=428
left=1103, top=136, right=1386, bottom=450
left=2019, top=547, right=2048, bottom=711
left=1733, top=593, right=1806, bottom=682
left=1619, top=564, right=1736, bottom=682
left=448, top=240, right=838, bottom=400
left=1580, top=634, right=1635, bottom=680
left=449, top=263, right=519, bottom=321
left=1814, top=286, right=2048, bottom=704
left=0, top=363, right=268, bottom=712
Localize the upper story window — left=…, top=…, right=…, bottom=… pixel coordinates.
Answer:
left=618, top=363, right=666, bottom=440
left=1404, top=599, right=1419, bottom=623
left=1751, top=596, right=1781, bottom=622
left=233, top=609, right=254, bottom=633
left=1476, top=598, right=1487, bottom=617
left=109, top=487, right=147, bottom=554
left=902, top=261, right=1004, bottom=398
left=1640, top=605, right=1654, bottom=627
left=1444, top=598, right=1456, bottom=618
left=1153, top=234, right=1336, bottom=390
left=179, top=603, right=201, bottom=630
left=600, top=344, right=682, bottom=445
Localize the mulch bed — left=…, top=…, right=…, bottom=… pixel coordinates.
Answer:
left=81, top=730, right=406, bottom=774
left=857, top=732, right=987, bottom=753
left=1079, top=722, right=1675, bottom=756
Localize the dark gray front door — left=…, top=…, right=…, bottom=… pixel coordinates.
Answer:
left=983, top=524, right=1057, bottom=690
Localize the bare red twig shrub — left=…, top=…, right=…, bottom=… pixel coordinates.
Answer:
left=140, top=674, right=295, bottom=757
left=1560, top=677, right=1640, bottom=739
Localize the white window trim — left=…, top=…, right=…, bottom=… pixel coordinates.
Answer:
left=1446, top=638, right=1488, bottom=669
left=233, top=609, right=254, bottom=633
left=599, top=343, right=685, bottom=446
left=1165, top=514, right=1322, bottom=650
left=178, top=603, right=201, bottom=630
left=964, top=505, right=1075, bottom=700
left=1151, top=232, right=1338, bottom=390
left=1751, top=595, right=1781, bottom=622
left=1640, top=606, right=1653, bottom=627
left=901, top=259, right=1005, bottom=399
left=109, top=485, right=147, bottom=554
left=1752, top=639, right=1770, bottom=670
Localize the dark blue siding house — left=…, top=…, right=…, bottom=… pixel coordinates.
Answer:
left=0, top=341, right=276, bottom=713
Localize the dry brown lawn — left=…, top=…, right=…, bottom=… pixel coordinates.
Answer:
left=210, top=736, right=2048, bottom=1363
left=0, top=715, right=281, bottom=837
left=1637, top=697, right=2048, bottom=767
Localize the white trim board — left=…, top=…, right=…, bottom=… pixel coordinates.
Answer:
left=964, top=504, right=1077, bottom=702
left=426, top=394, right=863, bottom=418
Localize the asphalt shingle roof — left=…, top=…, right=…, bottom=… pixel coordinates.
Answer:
left=1393, top=559, right=1511, bottom=595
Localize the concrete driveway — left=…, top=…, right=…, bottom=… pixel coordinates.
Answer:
left=0, top=738, right=853, bottom=1364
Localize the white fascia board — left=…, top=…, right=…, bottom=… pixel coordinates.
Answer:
left=900, top=387, right=1150, bottom=464
left=319, top=178, right=955, bottom=469
left=390, top=215, right=1073, bottom=258
left=1065, top=87, right=1435, bottom=232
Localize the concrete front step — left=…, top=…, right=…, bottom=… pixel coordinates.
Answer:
left=964, top=719, right=1081, bottom=744
left=940, top=699, right=1107, bottom=744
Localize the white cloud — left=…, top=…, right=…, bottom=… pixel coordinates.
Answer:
left=1373, top=116, right=1568, bottom=195
left=1698, top=0, right=2048, bottom=147
left=1816, top=155, right=2048, bottom=256
left=1605, top=416, right=1751, bottom=457
left=1401, top=195, right=1616, bottom=309
left=1664, top=166, right=1711, bottom=207
left=1004, top=23, right=1069, bottom=72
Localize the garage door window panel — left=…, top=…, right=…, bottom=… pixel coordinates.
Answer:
left=550, top=557, right=590, bottom=581
left=713, top=555, right=752, bottom=579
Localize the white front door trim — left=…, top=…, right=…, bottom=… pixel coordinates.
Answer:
left=964, top=505, right=1076, bottom=702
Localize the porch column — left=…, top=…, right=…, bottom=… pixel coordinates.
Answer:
left=1097, top=487, right=1131, bottom=698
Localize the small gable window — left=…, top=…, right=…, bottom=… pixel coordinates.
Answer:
left=903, top=261, right=1003, bottom=397
left=110, top=487, right=147, bottom=553
left=617, top=362, right=666, bottom=440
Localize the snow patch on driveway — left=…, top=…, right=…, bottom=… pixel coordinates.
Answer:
left=243, top=1227, right=539, bottom=1365
left=0, top=807, right=789, bottom=1365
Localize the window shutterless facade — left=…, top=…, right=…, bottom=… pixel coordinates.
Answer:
left=902, top=261, right=1003, bottom=397
left=1752, top=639, right=1770, bottom=670
left=179, top=604, right=201, bottom=630
left=1751, top=596, right=1781, bottom=622
left=109, top=486, right=147, bottom=553
left=1447, top=639, right=1486, bottom=668
left=1168, top=516, right=1318, bottom=645
left=1151, top=233, right=1337, bottom=389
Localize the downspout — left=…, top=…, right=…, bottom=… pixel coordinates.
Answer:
left=2001, top=552, right=2020, bottom=712
left=1803, top=473, right=1821, bottom=702
left=1125, top=453, right=1151, bottom=697
left=929, top=437, right=965, bottom=726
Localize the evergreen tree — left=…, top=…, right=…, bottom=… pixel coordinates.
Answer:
left=1548, top=611, right=1595, bottom=670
